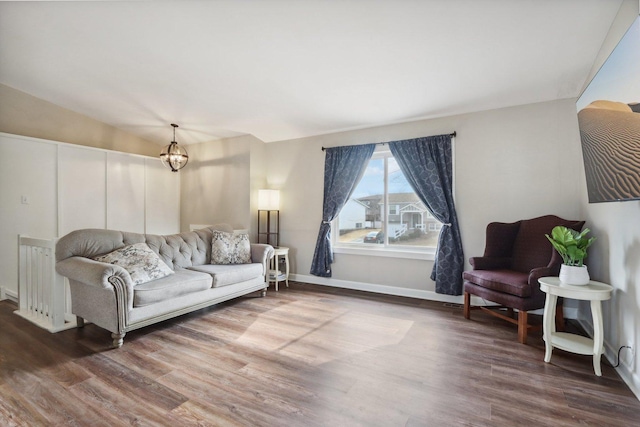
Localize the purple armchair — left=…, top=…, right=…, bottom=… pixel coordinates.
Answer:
left=463, top=215, right=584, bottom=344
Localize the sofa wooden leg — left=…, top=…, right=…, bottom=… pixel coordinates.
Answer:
left=463, top=292, right=471, bottom=319
left=518, top=311, right=528, bottom=344
left=76, top=316, right=85, bottom=328
left=111, top=332, right=125, bottom=348
left=261, top=288, right=267, bottom=297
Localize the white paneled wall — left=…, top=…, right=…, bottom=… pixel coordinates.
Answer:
left=58, top=145, right=107, bottom=235
left=145, top=158, right=180, bottom=235
left=0, top=136, right=58, bottom=301
left=0, top=132, right=180, bottom=299
left=107, top=152, right=146, bottom=233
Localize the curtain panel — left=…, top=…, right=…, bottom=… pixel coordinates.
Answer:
left=310, top=144, right=375, bottom=277
left=389, top=134, right=464, bottom=295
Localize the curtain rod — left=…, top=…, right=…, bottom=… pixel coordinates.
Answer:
left=321, top=131, right=456, bottom=151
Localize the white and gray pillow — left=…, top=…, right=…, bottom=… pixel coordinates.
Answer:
left=93, top=242, right=174, bottom=285
left=211, top=231, right=251, bottom=264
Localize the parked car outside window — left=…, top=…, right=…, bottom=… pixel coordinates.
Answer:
left=364, top=231, right=384, bottom=244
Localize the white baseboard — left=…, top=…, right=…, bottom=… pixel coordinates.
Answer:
left=290, top=274, right=578, bottom=319
left=577, top=317, right=640, bottom=401
left=0, top=286, right=18, bottom=303
left=292, top=274, right=484, bottom=306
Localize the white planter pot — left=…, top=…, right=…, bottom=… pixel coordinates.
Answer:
left=559, top=264, right=590, bottom=286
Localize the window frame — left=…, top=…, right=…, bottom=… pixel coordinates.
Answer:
left=332, top=147, right=441, bottom=261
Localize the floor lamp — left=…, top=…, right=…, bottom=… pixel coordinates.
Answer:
left=257, top=189, right=280, bottom=247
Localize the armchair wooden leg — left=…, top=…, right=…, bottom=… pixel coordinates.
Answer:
left=518, top=311, right=528, bottom=344
left=463, top=292, right=471, bottom=319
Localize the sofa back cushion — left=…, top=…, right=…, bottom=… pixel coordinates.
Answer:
left=56, top=224, right=235, bottom=270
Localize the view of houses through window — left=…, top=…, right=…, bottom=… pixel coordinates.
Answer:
left=335, top=150, right=442, bottom=249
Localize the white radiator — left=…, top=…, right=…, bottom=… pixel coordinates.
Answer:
left=15, top=236, right=75, bottom=332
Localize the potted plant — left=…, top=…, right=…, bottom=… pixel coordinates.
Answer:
left=545, top=226, right=596, bottom=285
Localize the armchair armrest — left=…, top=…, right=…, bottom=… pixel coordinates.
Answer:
left=250, top=244, right=275, bottom=276
left=528, top=266, right=558, bottom=287
left=470, top=256, right=512, bottom=270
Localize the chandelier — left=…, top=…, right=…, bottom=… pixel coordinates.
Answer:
left=160, top=124, right=189, bottom=172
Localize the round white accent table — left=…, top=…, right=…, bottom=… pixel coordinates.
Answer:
left=269, top=247, right=290, bottom=291
left=538, top=276, right=613, bottom=376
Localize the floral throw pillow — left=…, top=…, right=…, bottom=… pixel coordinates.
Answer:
left=211, top=231, right=251, bottom=265
left=93, top=242, right=174, bottom=285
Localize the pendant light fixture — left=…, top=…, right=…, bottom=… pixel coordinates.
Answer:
left=160, top=123, right=189, bottom=172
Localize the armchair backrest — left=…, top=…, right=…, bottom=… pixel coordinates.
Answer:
left=486, top=215, right=585, bottom=273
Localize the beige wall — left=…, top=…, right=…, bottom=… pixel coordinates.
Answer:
left=179, top=134, right=259, bottom=233
left=0, top=84, right=158, bottom=156
left=264, top=98, right=585, bottom=296
left=249, top=135, right=268, bottom=242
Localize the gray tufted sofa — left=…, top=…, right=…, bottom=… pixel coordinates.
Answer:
left=55, top=225, right=274, bottom=348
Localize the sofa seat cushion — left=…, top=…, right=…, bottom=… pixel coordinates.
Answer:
left=187, top=263, right=263, bottom=288
left=133, top=269, right=212, bottom=307
left=462, top=269, right=531, bottom=297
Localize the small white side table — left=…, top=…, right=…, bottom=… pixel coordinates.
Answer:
left=538, top=276, right=613, bottom=376
left=269, top=247, right=290, bottom=291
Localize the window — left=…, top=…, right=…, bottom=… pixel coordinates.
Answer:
left=334, top=148, right=442, bottom=254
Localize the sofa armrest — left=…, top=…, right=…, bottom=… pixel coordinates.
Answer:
left=56, top=256, right=132, bottom=289
left=56, top=256, right=134, bottom=334
left=469, top=256, right=512, bottom=270
left=250, top=244, right=275, bottom=276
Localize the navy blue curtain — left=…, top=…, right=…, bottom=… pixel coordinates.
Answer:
left=389, top=135, right=464, bottom=295
left=310, top=144, right=376, bottom=277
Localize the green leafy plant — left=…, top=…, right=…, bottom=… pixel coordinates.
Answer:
left=545, top=226, right=595, bottom=267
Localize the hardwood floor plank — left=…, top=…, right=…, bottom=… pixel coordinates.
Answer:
left=0, top=383, right=51, bottom=427
left=563, top=385, right=640, bottom=424
left=73, top=353, right=188, bottom=412
left=165, top=399, right=246, bottom=427
left=156, top=367, right=298, bottom=426
left=67, top=376, right=173, bottom=427
left=2, top=369, right=112, bottom=426
left=100, top=345, right=175, bottom=380
left=1, top=282, right=639, bottom=426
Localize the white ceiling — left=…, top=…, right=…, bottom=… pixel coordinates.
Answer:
left=0, top=0, right=624, bottom=145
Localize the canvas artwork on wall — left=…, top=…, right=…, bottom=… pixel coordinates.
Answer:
left=576, top=16, right=640, bottom=203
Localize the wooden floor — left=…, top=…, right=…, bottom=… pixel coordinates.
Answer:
left=1, top=282, right=639, bottom=426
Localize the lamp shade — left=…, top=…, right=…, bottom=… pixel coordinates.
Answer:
left=258, top=189, right=280, bottom=210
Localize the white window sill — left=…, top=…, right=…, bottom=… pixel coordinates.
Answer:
left=333, top=245, right=436, bottom=261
